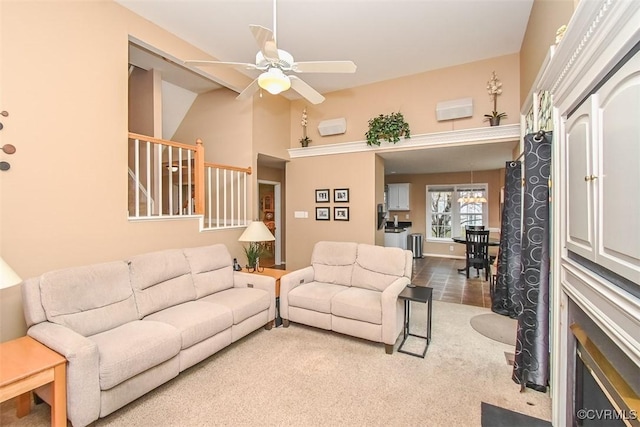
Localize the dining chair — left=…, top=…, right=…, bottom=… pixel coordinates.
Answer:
left=464, top=229, right=490, bottom=280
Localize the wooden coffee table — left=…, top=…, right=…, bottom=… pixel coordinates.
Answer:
left=249, top=267, right=288, bottom=326
left=0, top=336, right=67, bottom=426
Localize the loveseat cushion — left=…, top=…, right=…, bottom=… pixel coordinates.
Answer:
left=184, top=244, right=235, bottom=298
left=129, top=249, right=196, bottom=317
left=311, top=241, right=358, bottom=286
left=89, top=320, right=181, bottom=390
left=39, top=261, right=139, bottom=337
left=351, top=244, right=408, bottom=291
left=143, top=301, right=233, bottom=349
left=287, top=282, right=348, bottom=314
left=199, top=288, right=270, bottom=325
left=331, top=287, right=382, bottom=324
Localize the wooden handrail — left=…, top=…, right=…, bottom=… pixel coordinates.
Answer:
left=128, top=132, right=197, bottom=151
left=204, top=163, right=252, bottom=175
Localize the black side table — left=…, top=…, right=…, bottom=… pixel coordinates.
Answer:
left=397, top=285, right=433, bottom=358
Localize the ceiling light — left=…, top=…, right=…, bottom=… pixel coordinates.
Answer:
left=258, top=68, right=291, bottom=95
left=458, top=169, right=487, bottom=204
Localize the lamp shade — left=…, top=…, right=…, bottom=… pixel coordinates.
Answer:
left=258, top=68, right=291, bottom=95
left=238, top=221, right=275, bottom=243
left=0, top=257, right=22, bottom=290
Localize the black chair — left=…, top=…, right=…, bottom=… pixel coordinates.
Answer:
left=464, top=229, right=490, bottom=281
left=465, top=225, right=485, bottom=231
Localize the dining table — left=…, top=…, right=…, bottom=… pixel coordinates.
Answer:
left=452, top=236, right=500, bottom=275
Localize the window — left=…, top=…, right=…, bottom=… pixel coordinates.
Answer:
left=426, top=184, right=488, bottom=240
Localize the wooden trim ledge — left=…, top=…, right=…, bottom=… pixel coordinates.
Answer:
left=288, top=124, right=521, bottom=159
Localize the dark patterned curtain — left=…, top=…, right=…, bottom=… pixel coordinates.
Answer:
left=492, top=161, right=522, bottom=318
left=512, top=131, right=552, bottom=392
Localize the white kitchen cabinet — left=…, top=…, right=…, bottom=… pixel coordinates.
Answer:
left=387, top=183, right=410, bottom=211
left=562, top=50, right=640, bottom=283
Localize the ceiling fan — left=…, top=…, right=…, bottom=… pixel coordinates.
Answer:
left=183, top=0, right=356, bottom=104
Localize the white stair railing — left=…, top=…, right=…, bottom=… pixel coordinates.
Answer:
left=128, top=133, right=251, bottom=229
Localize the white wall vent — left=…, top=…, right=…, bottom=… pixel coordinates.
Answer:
left=435, top=98, right=473, bottom=121
left=318, top=118, right=347, bottom=136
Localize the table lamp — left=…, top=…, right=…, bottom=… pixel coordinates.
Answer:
left=238, top=221, right=275, bottom=272
left=1, top=257, right=22, bottom=290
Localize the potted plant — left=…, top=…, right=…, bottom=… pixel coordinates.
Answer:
left=365, top=112, right=411, bottom=146
left=484, top=71, right=507, bottom=126
left=243, top=243, right=265, bottom=269
left=299, top=108, right=311, bottom=147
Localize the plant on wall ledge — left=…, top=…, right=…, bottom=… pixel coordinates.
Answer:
left=484, top=71, right=507, bottom=126
left=299, top=107, right=312, bottom=147
left=365, top=112, right=411, bottom=146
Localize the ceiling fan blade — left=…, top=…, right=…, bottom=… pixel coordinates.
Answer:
left=289, top=76, right=325, bottom=105
left=236, top=78, right=260, bottom=101
left=292, top=61, right=357, bottom=74
left=183, top=60, right=263, bottom=71
left=249, top=25, right=279, bottom=61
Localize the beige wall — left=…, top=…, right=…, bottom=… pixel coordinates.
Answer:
left=285, top=152, right=377, bottom=270
left=0, top=1, right=268, bottom=341
left=386, top=170, right=502, bottom=258
left=289, top=54, right=520, bottom=147
left=519, top=0, right=575, bottom=103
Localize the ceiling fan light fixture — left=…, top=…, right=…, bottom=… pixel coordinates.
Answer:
left=258, top=68, right=291, bottom=95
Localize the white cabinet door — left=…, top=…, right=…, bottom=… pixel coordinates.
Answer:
left=564, top=97, right=596, bottom=261
left=592, top=52, right=640, bottom=283
left=387, top=183, right=410, bottom=210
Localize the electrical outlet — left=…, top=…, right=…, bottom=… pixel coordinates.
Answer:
left=405, top=214, right=410, bottom=219
left=449, top=245, right=454, bottom=252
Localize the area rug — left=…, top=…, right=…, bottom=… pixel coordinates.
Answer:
left=481, top=402, right=551, bottom=426
left=470, top=313, right=517, bottom=346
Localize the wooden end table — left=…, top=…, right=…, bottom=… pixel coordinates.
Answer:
left=0, top=336, right=67, bottom=426
left=249, top=267, right=288, bottom=327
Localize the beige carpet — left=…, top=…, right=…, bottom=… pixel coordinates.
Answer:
left=1, top=301, right=550, bottom=427
left=470, top=313, right=518, bottom=346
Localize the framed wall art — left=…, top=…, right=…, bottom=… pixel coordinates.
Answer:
left=315, top=189, right=330, bottom=203
left=316, top=207, right=330, bottom=221
left=333, top=188, right=349, bottom=203
left=334, top=207, right=349, bottom=221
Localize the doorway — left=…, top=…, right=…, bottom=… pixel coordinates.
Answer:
left=258, top=180, right=282, bottom=266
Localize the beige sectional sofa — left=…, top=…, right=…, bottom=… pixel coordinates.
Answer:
left=21, top=244, right=275, bottom=427
left=280, top=241, right=413, bottom=353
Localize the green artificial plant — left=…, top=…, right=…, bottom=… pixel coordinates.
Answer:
left=243, top=243, right=265, bottom=268
left=365, top=112, right=411, bottom=146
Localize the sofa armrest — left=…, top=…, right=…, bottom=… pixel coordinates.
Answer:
left=28, top=322, right=101, bottom=427
left=380, top=277, right=411, bottom=345
left=279, top=266, right=315, bottom=319
left=233, top=271, right=276, bottom=320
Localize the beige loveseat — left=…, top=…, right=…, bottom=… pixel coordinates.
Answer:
left=21, top=244, right=275, bottom=427
left=280, top=241, right=412, bottom=353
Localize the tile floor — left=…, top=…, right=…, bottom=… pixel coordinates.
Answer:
left=411, top=256, right=493, bottom=308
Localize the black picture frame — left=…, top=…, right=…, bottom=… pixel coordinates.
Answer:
left=334, top=188, right=349, bottom=203
left=316, top=207, right=330, bottom=221
left=315, top=189, right=330, bottom=203
left=334, top=207, right=349, bottom=221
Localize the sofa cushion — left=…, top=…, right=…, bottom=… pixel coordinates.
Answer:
left=39, top=261, right=139, bottom=336
left=311, top=241, right=358, bottom=286
left=331, top=287, right=382, bottom=324
left=351, top=244, right=408, bottom=291
left=143, top=301, right=233, bottom=349
left=184, top=244, right=235, bottom=298
left=129, top=249, right=196, bottom=317
left=89, top=320, right=181, bottom=390
left=200, top=288, right=270, bottom=325
left=287, top=282, right=348, bottom=314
